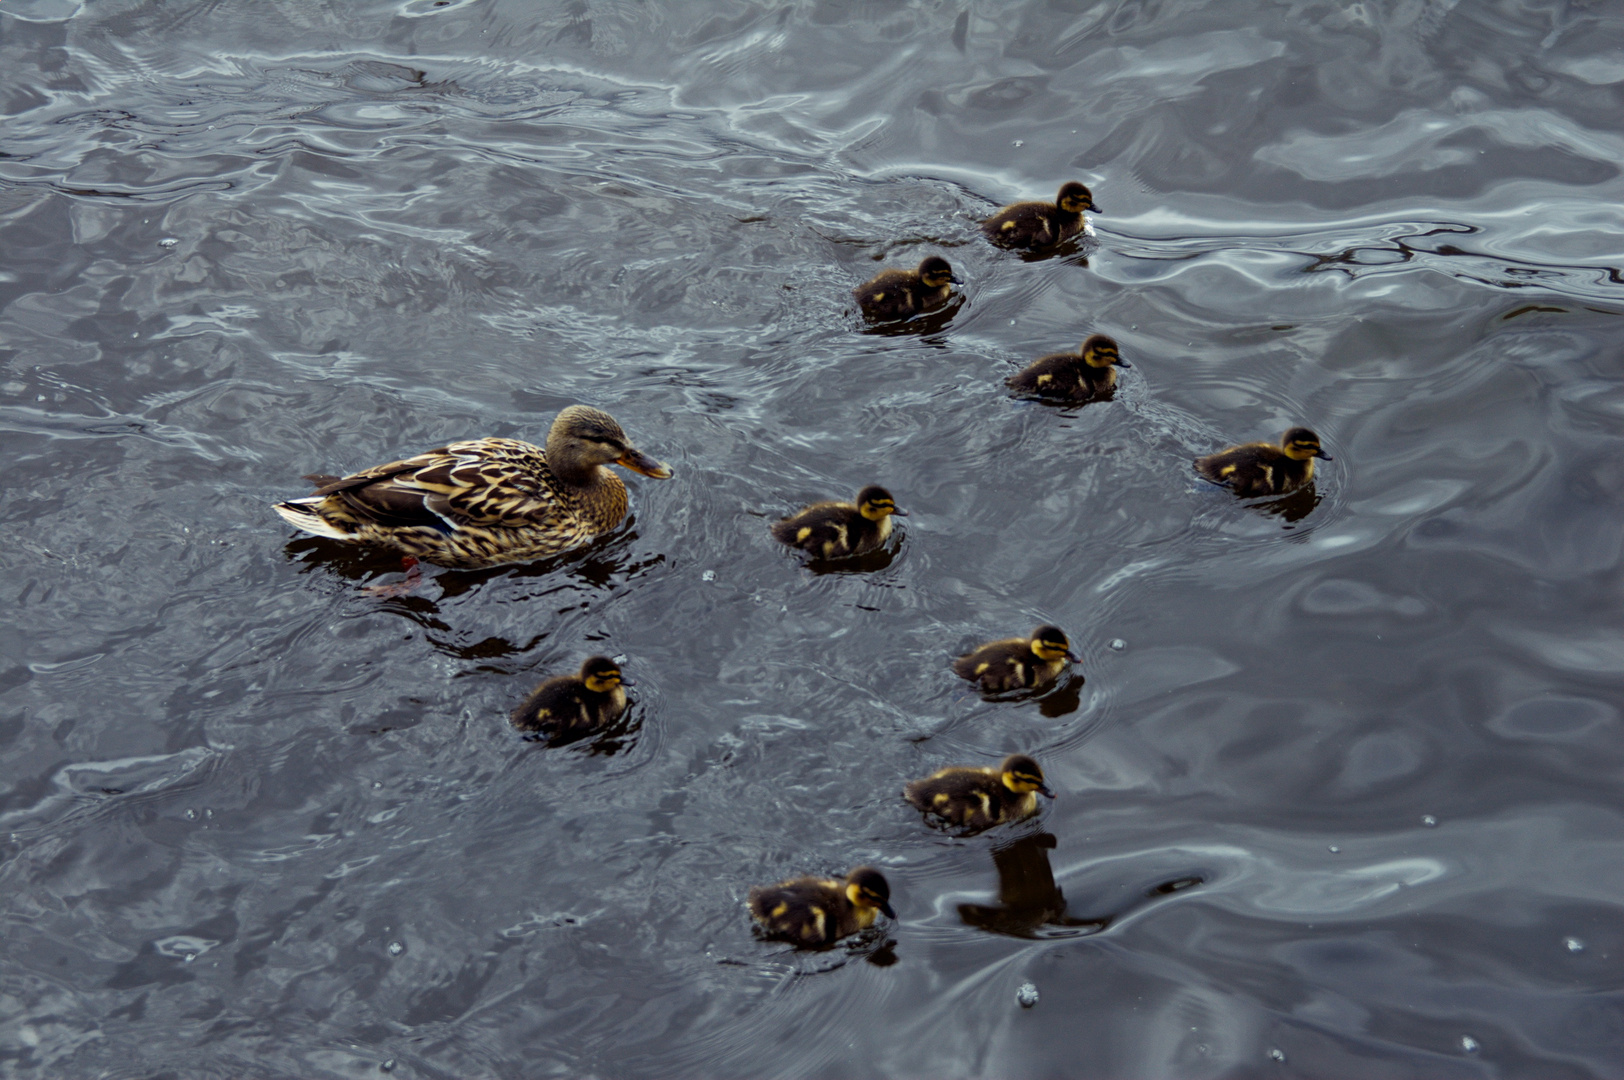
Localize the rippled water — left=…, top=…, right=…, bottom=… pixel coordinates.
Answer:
left=4, top=1, right=1624, bottom=1076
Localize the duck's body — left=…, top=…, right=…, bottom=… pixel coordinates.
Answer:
left=1194, top=427, right=1331, bottom=499
left=274, top=405, right=671, bottom=568
left=905, top=754, right=1054, bottom=834
left=748, top=867, right=895, bottom=948
left=770, top=486, right=905, bottom=560
left=854, top=256, right=961, bottom=321
left=983, top=182, right=1098, bottom=251
left=1007, top=334, right=1128, bottom=403
left=953, top=625, right=1077, bottom=694
left=511, top=656, right=629, bottom=742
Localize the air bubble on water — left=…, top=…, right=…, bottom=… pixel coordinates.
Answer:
left=131, top=332, right=139, bottom=338
left=1460, top=1035, right=1479, bottom=1054
left=1422, top=815, right=1437, bottom=826
left=374, top=781, right=383, bottom=788
left=1015, top=982, right=1038, bottom=1008
left=1268, top=1048, right=1285, bottom=1062
left=204, top=808, right=213, bottom=819
left=387, top=940, right=405, bottom=957
left=1565, top=937, right=1585, bottom=953
left=701, top=570, right=716, bottom=582
left=184, top=808, right=197, bottom=820
left=1012, top=139, right=1024, bottom=147
left=158, top=237, right=178, bottom=248
left=380, top=1060, right=396, bottom=1073
left=1110, top=639, right=1126, bottom=651
left=183, top=952, right=195, bottom=963
left=1328, top=845, right=1340, bottom=853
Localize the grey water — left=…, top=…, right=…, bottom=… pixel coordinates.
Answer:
left=3, top=1, right=1624, bottom=1077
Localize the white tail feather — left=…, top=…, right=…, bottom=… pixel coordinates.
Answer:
left=274, top=499, right=351, bottom=540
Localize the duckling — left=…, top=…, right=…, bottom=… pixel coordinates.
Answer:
left=853, top=256, right=961, bottom=321
left=983, top=181, right=1099, bottom=251
left=770, top=485, right=906, bottom=560
left=510, top=656, right=630, bottom=742
left=1193, top=426, right=1332, bottom=498
left=748, top=866, right=896, bottom=947
left=1006, top=334, right=1129, bottom=402
left=905, top=753, right=1055, bottom=833
left=953, top=625, right=1078, bottom=694
left=274, top=405, right=672, bottom=568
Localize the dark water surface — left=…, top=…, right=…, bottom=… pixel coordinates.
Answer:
left=4, top=1, right=1624, bottom=1076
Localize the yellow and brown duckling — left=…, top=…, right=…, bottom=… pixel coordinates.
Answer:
left=274, top=405, right=672, bottom=568
left=953, top=625, right=1078, bottom=694
left=510, top=656, right=630, bottom=742
left=748, top=866, right=895, bottom=947
left=983, top=181, right=1099, bottom=251
left=853, top=255, right=961, bottom=321
left=1007, top=334, right=1128, bottom=402
left=770, top=485, right=906, bottom=560
left=905, top=753, right=1055, bottom=833
left=1194, top=426, right=1331, bottom=498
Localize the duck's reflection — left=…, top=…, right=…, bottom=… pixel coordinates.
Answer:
left=957, top=833, right=1107, bottom=938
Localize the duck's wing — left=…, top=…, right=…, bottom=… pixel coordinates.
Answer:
left=312, top=438, right=567, bottom=532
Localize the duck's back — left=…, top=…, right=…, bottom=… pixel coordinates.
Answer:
left=749, top=877, right=858, bottom=945
left=906, top=767, right=1021, bottom=830
left=983, top=203, right=1081, bottom=250
left=1194, top=443, right=1309, bottom=498
left=953, top=638, right=1033, bottom=691
left=1007, top=353, right=1113, bottom=401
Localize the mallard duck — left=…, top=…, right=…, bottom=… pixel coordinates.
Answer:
left=274, top=405, right=672, bottom=568
left=854, top=256, right=961, bottom=321
left=770, top=485, right=905, bottom=560
left=953, top=625, right=1077, bottom=694
left=983, top=182, right=1098, bottom=250
left=905, top=753, right=1054, bottom=833
left=748, top=866, right=895, bottom=947
left=1194, top=426, right=1331, bottom=498
left=1007, top=334, right=1128, bottom=402
left=510, top=656, right=630, bottom=741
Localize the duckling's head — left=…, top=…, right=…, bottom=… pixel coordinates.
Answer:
left=1028, top=625, right=1079, bottom=663
left=1080, top=334, right=1127, bottom=369
left=917, top=256, right=961, bottom=289
left=856, top=485, right=907, bottom=521
left=844, top=866, right=896, bottom=919
left=999, top=754, right=1056, bottom=798
left=580, top=655, right=630, bottom=693
left=547, top=405, right=673, bottom=482
left=1057, top=181, right=1099, bottom=214
left=1279, top=427, right=1332, bottom=462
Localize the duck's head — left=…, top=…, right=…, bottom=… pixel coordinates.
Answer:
left=856, top=485, right=908, bottom=522
left=580, top=655, right=632, bottom=692
left=1028, top=625, right=1079, bottom=663
left=1081, top=334, right=1128, bottom=369
left=547, top=405, right=673, bottom=482
left=1057, top=181, right=1099, bottom=214
left=999, top=754, right=1056, bottom=798
left=1279, top=427, right=1332, bottom=462
left=844, top=866, right=896, bottom=919
left=917, top=255, right=962, bottom=288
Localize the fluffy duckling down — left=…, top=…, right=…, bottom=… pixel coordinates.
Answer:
left=510, top=656, right=630, bottom=742
left=770, top=485, right=905, bottom=560
left=905, top=754, right=1055, bottom=834
left=1194, top=426, right=1331, bottom=498
left=983, top=181, right=1098, bottom=251
left=1007, top=334, right=1128, bottom=403
left=853, top=256, right=961, bottom=321
left=275, top=405, right=672, bottom=569
left=953, top=625, right=1077, bottom=694
left=748, top=866, right=895, bottom=947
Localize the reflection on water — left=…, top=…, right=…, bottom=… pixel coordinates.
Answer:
left=4, top=0, right=1624, bottom=1076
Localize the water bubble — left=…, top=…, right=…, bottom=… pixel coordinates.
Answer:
left=1109, top=639, right=1126, bottom=651
left=701, top=570, right=716, bottom=582
left=158, top=237, right=179, bottom=249
left=183, top=952, right=195, bottom=963
left=204, top=808, right=213, bottom=819
left=387, top=940, right=405, bottom=957
left=131, top=332, right=139, bottom=339
left=1565, top=937, right=1585, bottom=953
left=1012, top=139, right=1024, bottom=147
left=184, top=808, right=197, bottom=820
left=1015, top=982, right=1039, bottom=1008
left=1422, top=815, right=1437, bottom=827
left=1328, top=845, right=1340, bottom=853
left=380, top=1060, right=396, bottom=1073
left=1268, top=1048, right=1285, bottom=1062
left=1460, top=1035, right=1479, bottom=1054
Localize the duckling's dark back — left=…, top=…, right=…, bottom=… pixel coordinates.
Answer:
left=748, top=877, right=849, bottom=946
